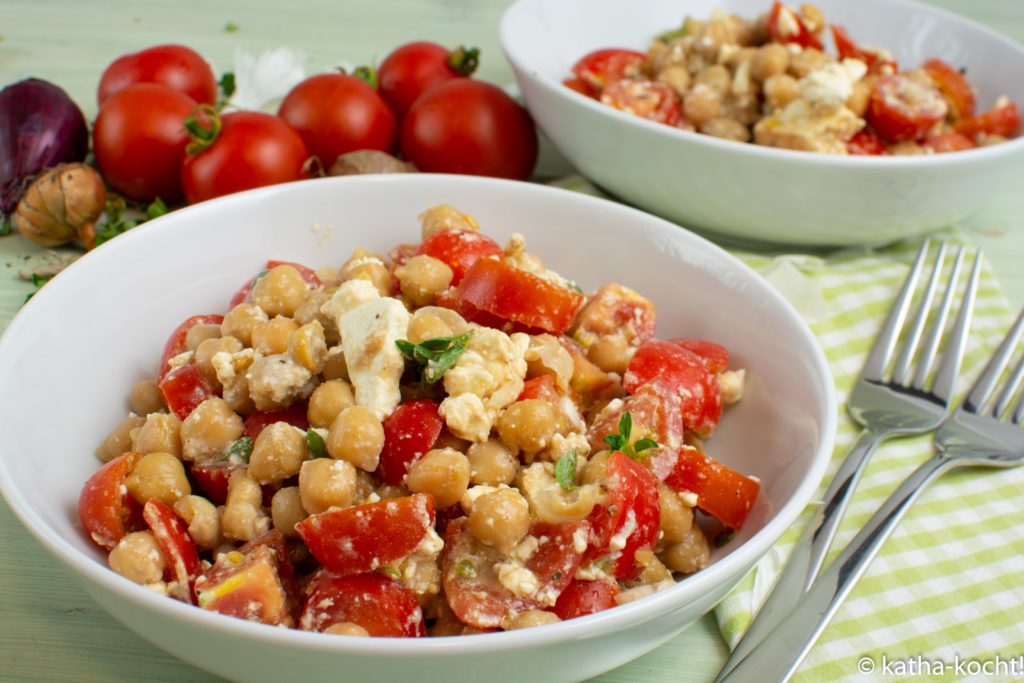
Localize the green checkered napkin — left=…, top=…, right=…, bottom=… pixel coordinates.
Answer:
left=551, top=175, right=1024, bottom=681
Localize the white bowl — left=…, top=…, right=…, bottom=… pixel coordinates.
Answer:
left=0, top=175, right=834, bottom=682
left=500, top=0, right=1024, bottom=247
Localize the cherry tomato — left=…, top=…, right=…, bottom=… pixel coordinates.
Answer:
left=866, top=74, right=948, bottom=143
left=295, top=494, right=435, bottom=575
left=551, top=579, right=620, bottom=620
left=158, top=363, right=218, bottom=420
left=600, top=79, right=681, bottom=126
left=143, top=498, right=200, bottom=604
left=766, top=2, right=823, bottom=50
left=453, top=257, right=585, bottom=335
left=829, top=25, right=897, bottom=74
left=181, top=110, right=310, bottom=205
left=158, top=314, right=224, bottom=382
left=413, top=228, right=502, bottom=285
left=189, top=461, right=245, bottom=505
left=562, top=76, right=596, bottom=98
left=569, top=48, right=646, bottom=93
left=922, top=132, right=976, bottom=153
left=955, top=101, right=1021, bottom=140
left=400, top=79, right=538, bottom=180
left=243, top=404, right=310, bottom=440
left=669, top=337, right=730, bottom=374
left=97, top=44, right=217, bottom=107
left=921, top=58, right=975, bottom=120
left=92, top=83, right=196, bottom=202
left=378, top=399, right=444, bottom=486
left=78, top=451, right=143, bottom=550
left=300, top=571, right=425, bottom=636
left=846, top=128, right=890, bottom=156
left=664, top=444, right=760, bottom=530
left=571, top=283, right=658, bottom=351
left=377, top=41, right=479, bottom=119
left=277, top=73, right=397, bottom=167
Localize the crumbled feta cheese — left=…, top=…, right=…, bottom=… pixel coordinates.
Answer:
left=339, top=297, right=410, bottom=420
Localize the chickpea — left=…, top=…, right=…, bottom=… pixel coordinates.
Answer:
left=307, top=379, right=355, bottom=429
left=405, top=448, right=471, bottom=509
left=799, top=4, right=825, bottom=33
left=123, top=451, right=191, bottom=507
left=658, top=484, right=695, bottom=543
left=503, top=610, right=561, bottom=630
left=497, top=399, right=557, bottom=455
left=299, top=457, right=357, bottom=514
left=129, top=380, right=165, bottom=416
left=185, top=323, right=222, bottom=352
left=108, top=531, right=166, bottom=585
left=270, top=486, right=306, bottom=537
left=749, top=43, right=789, bottom=81
left=847, top=77, right=874, bottom=118
left=466, top=439, right=518, bottom=486
left=586, top=334, right=631, bottom=375
left=180, top=397, right=244, bottom=464
left=294, top=289, right=339, bottom=346
left=699, top=117, right=752, bottom=142
left=95, top=414, right=145, bottom=463
left=288, top=320, right=327, bottom=374
left=251, top=316, right=299, bottom=356
left=683, top=84, right=723, bottom=127
left=655, top=64, right=691, bottom=99
left=788, top=47, right=828, bottom=79
left=324, top=622, right=371, bottom=637
left=133, top=412, right=182, bottom=458
left=194, top=335, right=243, bottom=386
left=762, top=73, right=800, bottom=111
left=468, top=487, right=531, bottom=555
left=327, top=405, right=384, bottom=472
left=252, top=264, right=310, bottom=318
left=394, top=255, right=453, bottom=308
left=342, top=248, right=391, bottom=297
left=221, top=469, right=269, bottom=542
left=249, top=421, right=308, bottom=484
left=221, top=303, right=268, bottom=347
left=406, top=313, right=453, bottom=344
left=174, top=495, right=222, bottom=550
left=419, top=204, right=479, bottom=240
left=661, top=524, right=711, bottom=574
left=581, top=450, right=610, bottom=486
left=694, top=64, right=732, bottom=97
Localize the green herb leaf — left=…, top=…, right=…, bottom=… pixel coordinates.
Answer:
left=380, top=566, right=401, bottom=579
left=602, top=411, right=659, bottom=461
left=554, top=451, right=579, bottom=491
left=714, top=529, right=737, bottom=548
left=146, top=197, right=169, bottom=220
left=396, top=331, right=472, bottom=384
left=0, top=215, right=11, bottom=236
left=455, top=559, right=476, bottom=578
left=219, top=72, right=236, bottom=99
left=306, top=428, right=327, bottom=458
left=224, top=436, right=254, bottom=463
left=23, top=273, right=54, bottom=303
left=224, top=21, right=240, bottom=33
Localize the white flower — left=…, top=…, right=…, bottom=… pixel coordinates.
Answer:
left=226, top=47, right=307, bottom=111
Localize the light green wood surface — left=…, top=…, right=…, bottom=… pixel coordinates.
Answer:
left=1, top=2, right=1022, bottom=681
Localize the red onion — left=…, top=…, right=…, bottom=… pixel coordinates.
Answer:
left=0, top=77, right=90, bottom=216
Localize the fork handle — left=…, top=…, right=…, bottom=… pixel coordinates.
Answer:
left=718, top=453, right=955, bottom=683
left=713, top=427, right=885, bottom=682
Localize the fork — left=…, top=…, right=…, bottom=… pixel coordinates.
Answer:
left=714, top=240, right=982, bottom=682
left=718, top=306, right=1024, bottom=683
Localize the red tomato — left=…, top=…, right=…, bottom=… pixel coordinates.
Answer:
left=400, top=78, right=538, bottom=180
left=377, top=41, right=479, bottom=119
left=243, top=404, right=310, bottom=440
left=158, top=363, right=218, bottom=420
left=413, top=228, right=502, bottom=285
left=378, top=400, right=444, bottom=486
left=142, top=498, right=200, bottom=604
left=583, top=451, right=660, bottom=581
left=600, top=79, right=682, bottom=126
left=228, top=260, right=322, bottom=309
left=846, top=128, right=890, bottom=156
left=189, top=461, right=245, bottom=505
left=551, top=579, right=620, bottom=620
left=277, top=73, right=398, bottom=167
left=158, top=314, right=224, bottom=382
left=921, top=58, right=975, bottom=120
left=97, top=44, right=217, bottom=106
left=571, top=283, right=658, bottom=350
left=181, top=110, right=310, bottom=204
left=295, top=494, right=435, bottom=575
left=922, top=132, right=976, bottom=153
left=623, top=339, right=723, bottom=438
left=955, top=101, right=1021, bottom=140
left=569, top=48, right=646, bottom=93
left=829, top=25, right=897, bottom=74
left=866, top=74, right=948, bottom=143
left=562, top=76, right=596, bottom=98
left=664, top=444, right=760, bottom=530
left=766, top=2, right=823, bottom=50
left=78, top=451, right=143, bottom=551
left=299, top=571, right=425, bottom=637
left=454, top=257, right=585, bottom=335
left=669, top=337, right=730, bottom=374
left=92, top=83, right=197, bottom=202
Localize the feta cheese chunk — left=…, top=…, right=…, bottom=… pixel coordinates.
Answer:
left=339, top=297, right=411, bottom=420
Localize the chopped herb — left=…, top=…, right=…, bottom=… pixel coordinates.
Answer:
left=224, top=436, right=254, bottom=463
left=395, top=331, right=472, bottom=384
left=455, top=558, right=476, bottom=578
left=23, top=272, right=54, bottom=303
left=554, top=451, right=579, bottom=491
left=0, top=214, right=11, bottom=236
left=224, top=21, right=240, bottom=33
left=380, top=566, right=401, bottom=580
left=714, top=529, right=736, bottom=548
left=566, top=280, right=584, bottom=294
left=218, top=72, right=236, bottom=102
left=94, top=196, right=167, bottom=246
left=306, top=428, right=327, bottom=458
left=146, top=196, right=169, bottom=220
left=249, top=269, right=269, bottom=289
left=551, top=571, right=563, bottom=581
left=603, top=411, right=659, bottom=461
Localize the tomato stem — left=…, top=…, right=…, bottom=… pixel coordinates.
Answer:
left=447, top=46, right=480, bottom=76
left=349, top=66, right=378, bottom=89
left=183, top=104, right=222, bottom=156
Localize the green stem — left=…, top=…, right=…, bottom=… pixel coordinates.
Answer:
left=183, top=104, right=222, bottom=156
left=447, top=46, right=480, bottom=76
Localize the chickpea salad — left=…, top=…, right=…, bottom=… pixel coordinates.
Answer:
left=79, top=204, right=758, bottom=636
left=564, top=1, right=1021, bottom=155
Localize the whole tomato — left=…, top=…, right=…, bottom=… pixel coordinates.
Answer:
left=400, top=79, right=538, bottom=180
left=97, top=44, right=217, bottom=107
left=277, top=73, right=397, bottom=167
left=377, top=41, right=479, bottom=119
left=181, top=110, right=310, bottom=204
left=92, top=83, right=197, bottom=202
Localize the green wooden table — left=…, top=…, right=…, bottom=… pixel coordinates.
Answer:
left=2, top=1, right=1022, bottom=681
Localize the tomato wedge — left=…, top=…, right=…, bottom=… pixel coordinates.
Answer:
left=922, top=132, right=976, bottom=153
left=569, top=48, right=646, bottom=93
left=157, top=314, right=224, bottom=382
left=954, top=101, right=1021, bottom=140
left=413, top=228, right=502, bottom=286
left=242, top=403, right=310, bottom=439
left=663, top=444, right=759, bottom=530
left=299, top=571, right=425, bottom=636
left=669, top=337, right=730, bottom=374
left=158, top=362, right=218, bottom=420
left=866, top=74, right=948, bottom=143
left=766, top=2, right=823, bottom=50
left=295, top=494, right=435, bottom=575
left=377, top=399, right=443, bottom=485
left=143, top=498, right=200, bottom=604
left=846, top=128, right=890, bottom=156
left=78, top=451, right=143, bottom=550
left=453, top=257, right=585, bottom=335
left=921, top=58, right=975, bottom=120
left=829, top=25, right=896, bottom=74
left=600, top=79, right=682, bottom=126
left=551, top=578, right=620, bottom=620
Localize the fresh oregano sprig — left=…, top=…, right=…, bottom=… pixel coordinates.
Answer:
left=395, top=331, right=472, bottom=384
left=603, top=411, right=659, bottom=461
